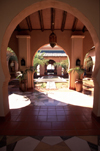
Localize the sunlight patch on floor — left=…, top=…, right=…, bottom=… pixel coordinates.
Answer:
left=9, top=93, right=31, bottom=109
left=48, top=90, right=93, bottom=108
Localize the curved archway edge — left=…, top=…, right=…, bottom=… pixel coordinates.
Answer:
left=0, top=0, right=100, bottom=116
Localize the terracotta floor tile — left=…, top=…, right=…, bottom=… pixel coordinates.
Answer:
left=55, top=106, right=64, bottom=110
left=56, top=111, right=65, bottom=115
left=17, top=121, right=29, bottom=130
left=52, top=130, right=66, bottom=136
left=76, top=115, right=88, bottom=122
left=10, top=115, right=19, bottom=121
left=74, top=122, right=88, bottom=130
left=30, top=110, right=39, bottom=115
left=5, top=121, right=19, bottom=130
left=57, top=115, right=67, bottom=121
left=37, top=130, right=52, bottom=135
left=26, top=130, right=40, bottom=136
left=52, top=122, right=66, bottom=130
left=10, top=110, right=21, bottom=115
left=66, top=115, right=78, bottom=122
left=2, top=89, right=97, bottom=136
left=40, top=122, right=52, bottom=130
left=40, top=106, right=48, bottom=109
left=0, top=129, right=16, bottom=135
left=28, top=122, right=41, bottom=130
left=14, top=129, right=28, bottom=136
left=64, top=122, right=75, bottom=130
left=37, top=115, right=47, bottom=121
left=73, top=110, right=84, bottom=116
left=47, top=116, right=58, bottom=121
left=0, top=121, right=8, bottom=130
left=76, top=130, right=93, bottom=136
left=64, top=111, right=75, bottom=115
left=39, top=108, right=48, bottom=111
left=84, top=121, right=99, bottom=129
left=47, top=106, right=56, bottom=109
left=39, top=110, right=48, bottom=115
left=88, top=129, right=100, bottom=135
left=26, top=116, right=38, bottom=121
left=48, top=111, right=56, bottom=115
left=64, top=130, right=77, bottom=136
left=16, top=115, right=28, bottom=122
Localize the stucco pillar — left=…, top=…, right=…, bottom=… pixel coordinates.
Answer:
left=16, top=35, right=33, bottom=88
left=40, top=65, right=45, bottom=76
left=69, top=35, right=85, bottom=89
left=92, top=43, right=100, bottom=117
left=57, top=66, right=62, bottom=76
left=15, top=61, right=18, bottom=72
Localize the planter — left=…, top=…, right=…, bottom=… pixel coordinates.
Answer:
left=75, top=79, right=83, bottom=92
left=19, top=79, right=27, bottom=92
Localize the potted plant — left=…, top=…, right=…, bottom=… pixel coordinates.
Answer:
left=16, top=67, right=34, bottom=91
left=68, top=66, right=84, bottom=92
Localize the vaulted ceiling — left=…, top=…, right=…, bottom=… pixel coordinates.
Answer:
left=15, top=8, right=87, bottom=33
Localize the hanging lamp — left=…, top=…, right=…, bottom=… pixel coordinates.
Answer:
left=49, top=32, right=57, bottom=48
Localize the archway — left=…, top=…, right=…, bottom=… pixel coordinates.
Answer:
left=33, top=44, right=70, bottom=77
left=0, top=0, right=99, bottom=117
left=47, top=60, right=56, bottom=75
left=7, top=47, right=18, bottom=79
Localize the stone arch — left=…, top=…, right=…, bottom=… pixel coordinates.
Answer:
left=0, top=0, right=99, bottom=116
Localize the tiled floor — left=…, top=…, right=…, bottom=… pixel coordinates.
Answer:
left=1, top=79, right=100, bottom=150
left=0, top=135, right=100, bottom=151
left=0, top=84, right=100, bottom=136
left=1, top=104, right=100, bottom=136
left=1, top=79, right=100, bottom=136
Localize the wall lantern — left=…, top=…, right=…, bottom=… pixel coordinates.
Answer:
left=49, top=32, right=57, bottom=48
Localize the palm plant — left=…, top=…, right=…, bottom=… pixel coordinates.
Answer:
left=16, top=67, right=34, bottom=82
left=54, top=58, right=69, bottom=75
left=33, top=50, right=48, bottom=72
left=84, top=53, right=93, bottom=70
left=68, top=66, right=84, bottom=79
left=7, top=47, right=18, bottom=62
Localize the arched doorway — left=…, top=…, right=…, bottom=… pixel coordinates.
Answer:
left=46, top=60, right=56, bottom=75
left=7, top=47, right=18, bottom=79
left=0, top=0, right=99, bottom=118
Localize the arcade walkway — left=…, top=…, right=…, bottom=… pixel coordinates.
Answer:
left=1, top=79, right=100, bottom=150
left=0, top=79, right=100, bottom=137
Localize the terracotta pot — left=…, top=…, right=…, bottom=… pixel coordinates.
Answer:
left=75, top=79, right=83, bottom=92
left=19, top=79, right=27, bottom=92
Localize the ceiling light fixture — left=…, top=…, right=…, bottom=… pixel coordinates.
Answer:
left=49, top=32, right=57, bottom=48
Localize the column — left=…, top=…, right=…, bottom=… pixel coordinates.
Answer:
left=16, top=35, right=33, bottom=89
left=69, top=35, right=85, bottom=89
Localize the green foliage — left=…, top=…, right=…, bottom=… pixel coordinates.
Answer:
left=7, top=47, right=13, bottom=52
left=16, top=67, right=34, bottom=82
left=33, top=50, right=48, bottom=72
left=54, top=57, right=69, bottom=73
left=40, top=82, right=46, bottom=88
left=84, top=54, right=93, bottom=69
left=7, top=47, right=18, bottom=62
left=56, top=82, right=68, bottom=89
left=68, top=66, right=84, bottom=79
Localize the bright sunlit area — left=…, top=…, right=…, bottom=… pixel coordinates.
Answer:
left=8, top=89, right=93, bottom=109
left=47, top=90, right=93, bottom=108
left=9, top=93, right=31, bottom=109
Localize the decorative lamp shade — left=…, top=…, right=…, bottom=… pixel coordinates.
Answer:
left=49, top=32, right=57, bottom=48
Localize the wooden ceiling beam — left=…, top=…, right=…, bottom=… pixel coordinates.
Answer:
left=82, top=25, right=86, bottom=33
left=16, top=25, right=21, bottom=31
left=51, top=8, right=55, bottom=31
left=61, top=11, right=67, bottom=32
left=26, top=16, right=32, bottom=32
left=72, top=17, right=78, bottom=32
left=38, top=10, right=44, bottom=32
